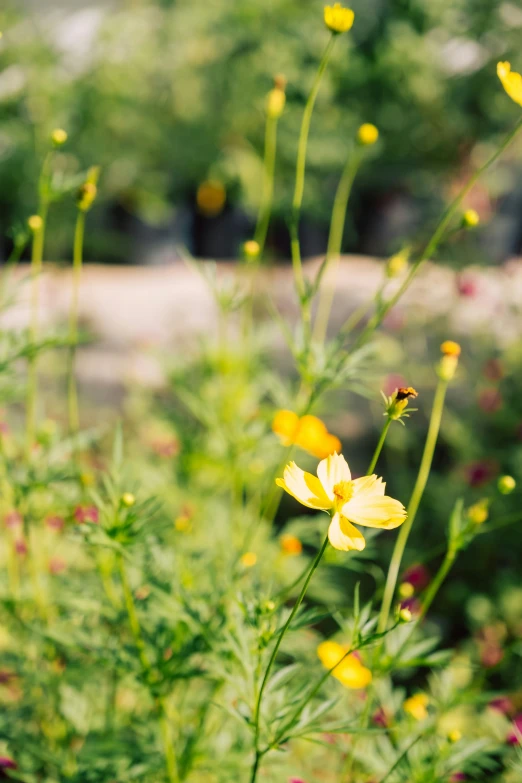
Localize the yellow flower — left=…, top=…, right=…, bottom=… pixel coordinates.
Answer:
left=498, top=475, right=516, bottom=495
left=404, top=692, right=429, bottom=720
left=497, top=62, right=522, bottom=107
left=241, top=552, right=257, bottom=567
left=358, top=123, right=379, bottom=146
left=174, top=515, right=192, bottom=533
left=121, top=492, right=135, bottom=507
left=386, top=248, right=410, bottom=278
left=272, top=410, right=341, bottom=460
left=438, top=341, right=461, bottom=381
left=243, top=240, right=260, bottom=261
left=324, top=3, right=355, bottom=34
left=467, top=499, right=489, bottom=526
left=440, top=341, right=461, bottom=357
left=317, top=640, right=372, bottom=688
left=280, top=533, right=303, bottom=556
left=448, top=729, right=462, bottom=743
left=276, top=452, right=406, bottom=552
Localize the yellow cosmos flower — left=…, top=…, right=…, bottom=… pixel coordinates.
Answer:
left=276, top=452, right=406, bottom=551
left=317, top=640, right=372, bottom=688
left=403, top=692, right=429, bottom=721
left=497, top=62, right=522, bottom=107
left=272, top=410, right=341, bottom=460
left=324, top=3, right=355, bottom=34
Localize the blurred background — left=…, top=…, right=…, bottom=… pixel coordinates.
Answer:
left=1, top=0, right=522, bottom=266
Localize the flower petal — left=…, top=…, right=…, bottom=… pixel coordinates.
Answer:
left=276, top=462, right=331, bottom=509
left=317, top=640, right=347, bottom=669
left=328, top=512, right=365, bottom=551
left=334, top=656, right=373, bottom=689
left=351, top=474, right=385, bottom=498
left=317, top=453, right=351, bottom=500
left=343, top=494, right=407, bottom=529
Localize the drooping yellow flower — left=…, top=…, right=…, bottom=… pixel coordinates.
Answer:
left=497, top=62, right=522, bottom=107
left=317, top=640, right=372, bottom=688
left=272, top=410, right=341, bottom=460
left=324, top=3, right=355, bottom=34
left=276, top=452, right=407, bottom=552
left=403, top=692, right=430, bottom=720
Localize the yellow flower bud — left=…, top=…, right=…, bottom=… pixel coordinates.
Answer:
left=324, top=3, right=355, bottom=34
left=80, top=472, right=95, bottom=488
left=174, top=515, right=192, bottom=533
left=386, top=387, right=418, bottom=420
left=399, top=581, right=415, bottom=599
left=438, top=341, right=461, bottom=381
left=462, top=209, right=480, bottom=228
left=196, top=180, right=226, bottom=217
left=243, top=240, right=260, bottom=261
left=498, top=475, right=516, bottom=495
left=280, top=533, right=303, bottom=556
left=51, top=128, right=68, bottom=147
left=267, top=87, right=286, bottom=119
left=28, top=215, right=43, bottom=232
left=467, top=499, right=489, bottom=526
left=77, top=182, right=97, bottom=212
left=121, top=493, right=135, bottom=507
left=448, top=729, right=462, bottom=743
left=386, top=248, right=409, bottom=278
left=399, top=607, right=412, bottom=623
left=357, top=123, right=379, bottom=146
left=240, top=552, right=257, bottom=568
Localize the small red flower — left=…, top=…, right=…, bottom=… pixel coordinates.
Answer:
left=14, top=539, right=27, bottom=556
left=463, top=460, right=498, bottom=488
left=45, top=515, right=65, bottom=531
left=401, top=564, right=430, bottom=592
left=477, top=388, right=502, bottom=414
left=507, top=714, right=522, bottom=745
left=4, top=512, right=22, bottom=529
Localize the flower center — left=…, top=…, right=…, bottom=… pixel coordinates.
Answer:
left=333, top=480, right=353, bottom=509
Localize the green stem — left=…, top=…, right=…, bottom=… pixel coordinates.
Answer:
left=378, top=733, right=423, bottom=783
left=67, top=211, right=85, bottom=435
left=355, top=114, right=522, bottom=348
left=313, top=148, right=362, bottom=344
left=378, top=377, right=448, bottom=633
left=367, top=417, right=392, bottom=475
left=417, top=548, right=456, bottom=624
left=250, top=534, right=329, bottom=782
left=290, top=35, right=336, bottom=329
left=254, top=113, right=279, bottom=256
left=25, top=201, right=49, bottom=460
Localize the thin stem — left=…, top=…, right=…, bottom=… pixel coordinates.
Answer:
left=25, top=201, right=49, bottom=460
left=367, top=418, right=392, bottom=475
left=378, top=377, right=448, bottom=633
left=378, top=733, right=423, bottom=783
left=250, top=535, right=329, bottom=782
left=313, top=148, right=362, bottom=344
left=290, top=35, right=336, bottom=326
left=67, top=211, right=85, bottom=435
left=417, top=548, right=456, bottom=624
left=254, top=113, right=279, bottom=256
left=355, top=115, right=522, bottom=349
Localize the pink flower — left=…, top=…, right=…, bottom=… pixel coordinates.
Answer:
left=401, top=564, right=430, bottom=592
left=477, top=388, right=502, bottom=414
left=74, top=505, right=99, bottom=524
left=400, top=596, right=421, bottom=616
left=14, top=539, right=27, bottom=556
left=0, top=757, right=17, bottom=773
left=456, top=274, right=477, bottom=298
left=480, top=644, right=503, bottom=668
left=4, top=512, right=22, bottom=529
left=489, top=696, right=513, bottom=715
left=151, top=437, right=179, bottom=458
left=289, top=779, right=306, bottom=783
left=449, top=774, right=466, bottom=782
left=507, top=714, right=522, bottom=745
left=45, top=515, right=65, bottom=531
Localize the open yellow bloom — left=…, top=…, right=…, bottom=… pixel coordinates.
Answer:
left=272, top=410, right=341, bottom=460
left=404, top=692, right=429, bottom=720
left=276, top=452, right=406, bottom=551
left=324, top=3, right=355, bottom=34
left=497, top=62, right=522, bottom=107
left=317, top=640, right=372, bottom=688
